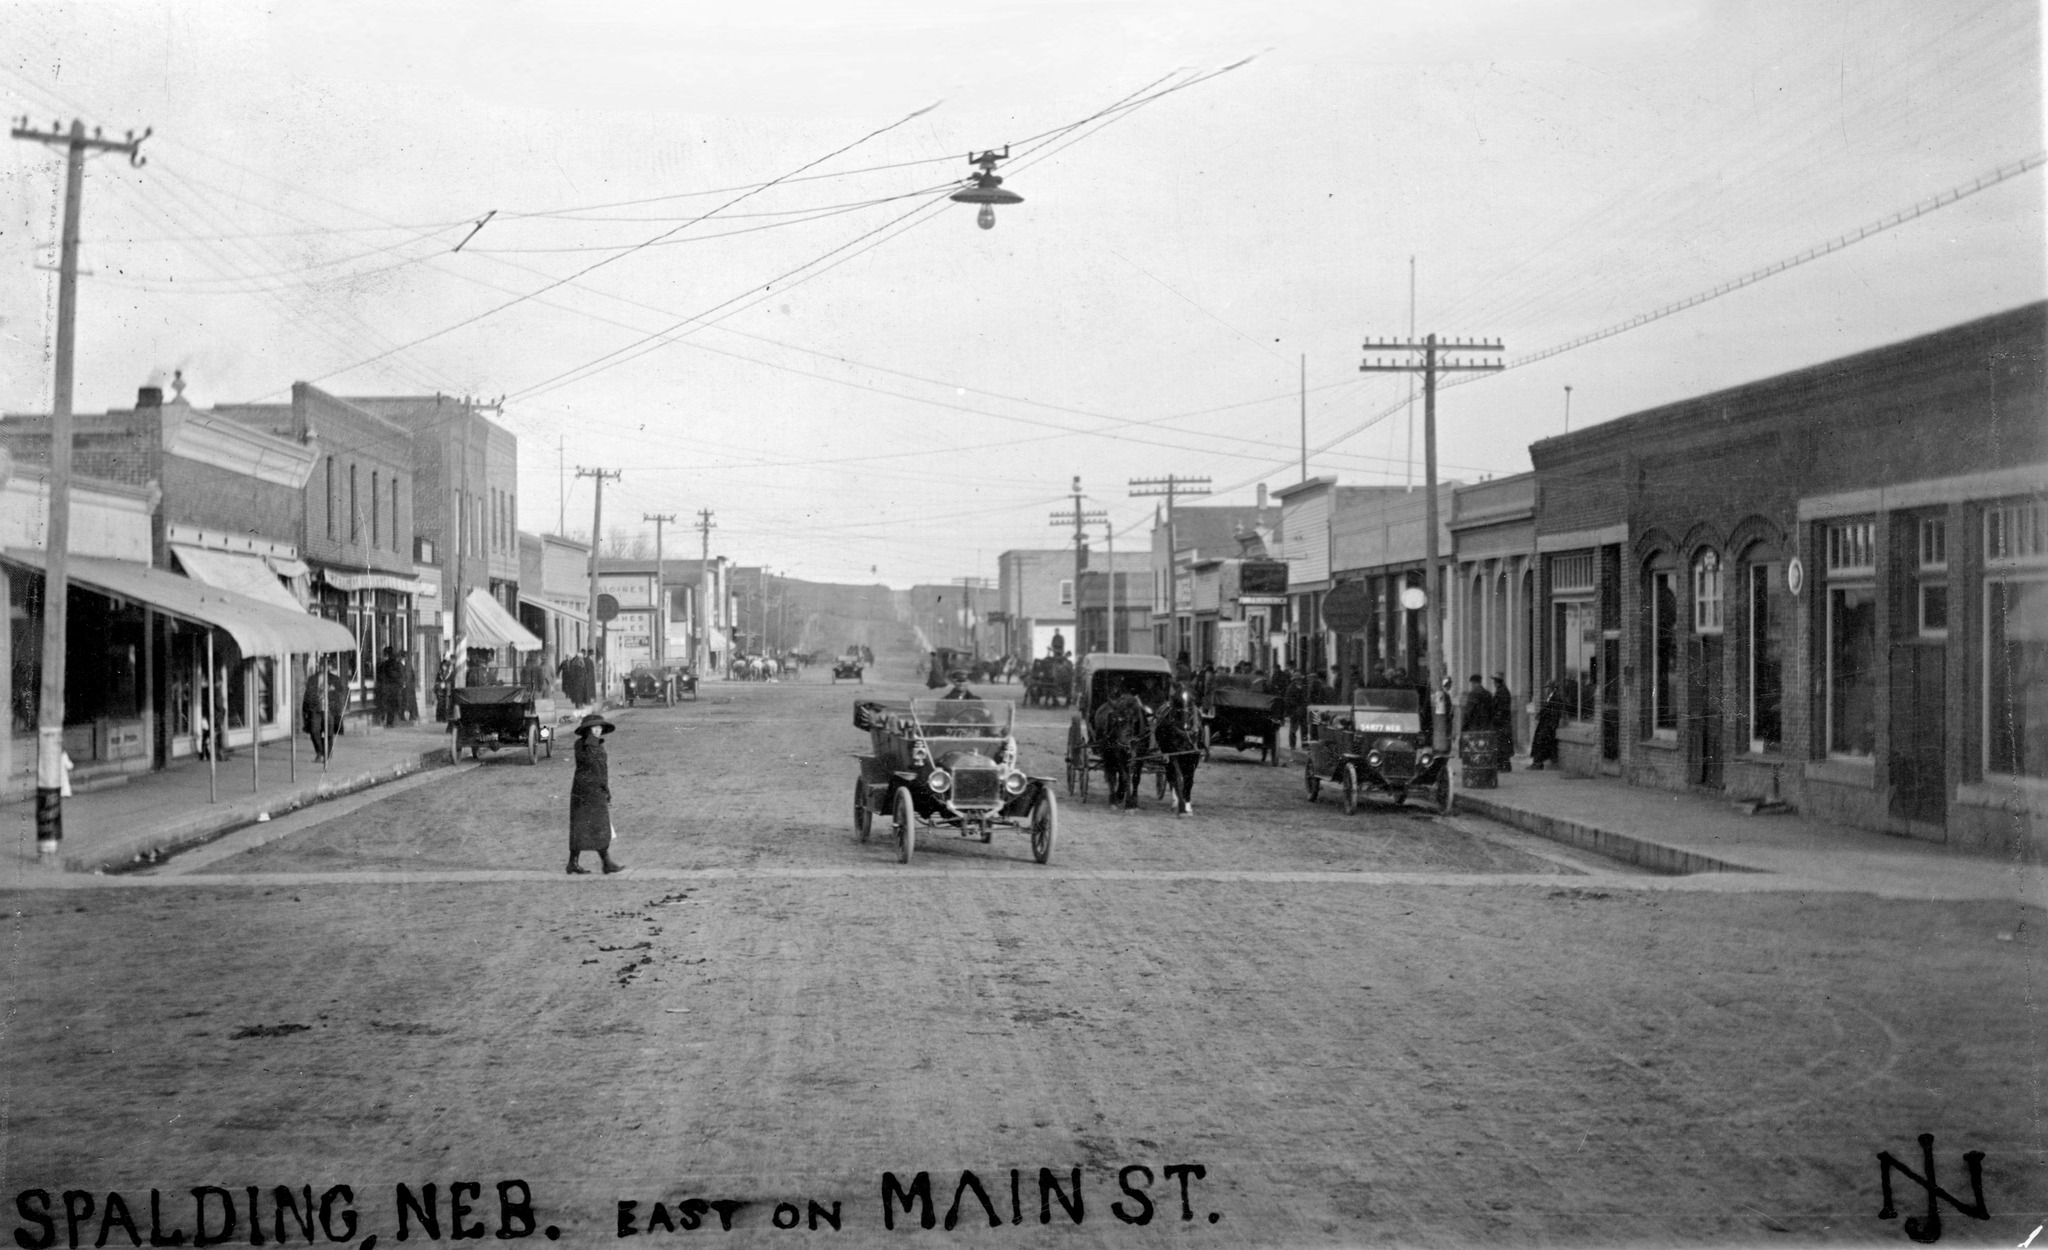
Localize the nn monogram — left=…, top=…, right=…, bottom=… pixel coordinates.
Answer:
left=1876, top=1133, right=1988, bottom=1244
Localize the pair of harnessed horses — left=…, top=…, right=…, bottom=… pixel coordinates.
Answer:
left=1090, top=684, right=1203, bottom=811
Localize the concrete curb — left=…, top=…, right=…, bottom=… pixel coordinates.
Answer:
left=1450, top=790, right=1761, bottom=876
left=71, top=746, right=455, bottom=875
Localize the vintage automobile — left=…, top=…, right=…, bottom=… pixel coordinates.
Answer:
left=1303, top=687, right=1451, bottom=814
left=1202, top=672, right=1283, bottom=765
left=831, top=653, right=865, bottom=682
left=925, top=646, right=977, bottom=689
left=851, top=697, right=1058, bottom=865
left=448, top=673, right=553, bottom=764
left=1064, top=653, right=1178, bottom=805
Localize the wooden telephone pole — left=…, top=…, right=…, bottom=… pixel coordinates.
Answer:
left=1360, top=334, right=1503, bottom=747
left=11, top=116, right=149, bottom=857
left=694, top=508, right=715, bottom=676
left=576, top=467, right=621, bottom=698
left=1129, top=474, right=1211, bottom=662
left=644, top=512, right=675, bottom=668
left=1049, top=477, right=1105, bottom=654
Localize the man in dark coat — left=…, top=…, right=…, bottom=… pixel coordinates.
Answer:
left=1490, top=673, right=1516, bottom=772
left=375, top=647, right=405, bottom=726
left=567, top=712, right=626, bottom=875
left=1283, top=668, right=1311, bottom=750
left=302, top=659, right=336, bottom=761
left=1459, top=675, right=1494, bottom=740
left=1093, top=683, right=1149, bottom=812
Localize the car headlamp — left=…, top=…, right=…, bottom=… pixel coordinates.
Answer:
left=1003, top=771, right=1027, bottom=795
left=1366, top=750, right=1383, bottom=768
left=1417, top=748, right=1434, bottom=765
left=928, top=768, right=951, bottom=793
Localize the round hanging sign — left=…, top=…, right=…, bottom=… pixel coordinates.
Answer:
left=1399, top=585, right=1429, bottom=611
left=1785, top=558, right=1804, bottom=597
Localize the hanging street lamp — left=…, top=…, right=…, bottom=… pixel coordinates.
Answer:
left=949, top=147, right=1023, bottom=230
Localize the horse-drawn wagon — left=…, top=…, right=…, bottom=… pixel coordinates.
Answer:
left=1062, top=654, right=1200, bottom=808
left=1023, top=656, right=1073, bottom=707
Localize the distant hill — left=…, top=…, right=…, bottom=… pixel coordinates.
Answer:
left=731, top=574, right=921, bottom=677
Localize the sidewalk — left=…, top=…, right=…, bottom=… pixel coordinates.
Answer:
left=1452, top=765, right=2048, bottom=904
left=2, top=720, right=454, bottom=879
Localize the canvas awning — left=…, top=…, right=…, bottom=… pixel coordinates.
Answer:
left=171, top=545, right=307, bottom=614
left=316, top=567, right=419, bottom=594
left=464, top=587, right=542, bottom=653
left=3, top=551, right=357, bottom=655
left=265, top=555, right=310, bottom=580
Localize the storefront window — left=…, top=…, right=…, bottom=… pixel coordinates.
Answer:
left=1828, top=585, right=1878, bottom=756
left=1986, top=501, right=2047, bottom=779
left=1650, top=570, right=1677, bottom=734
left=1748, top=562, right=1782, bottom=751
left=1554, top=598, right=1596, bottom=721
left=1986, top=578, right=2047, bottom=779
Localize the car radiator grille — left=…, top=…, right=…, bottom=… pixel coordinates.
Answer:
left=951, top=767, right=1001, bottom=805
left=1379, top=745, right=1417, bottom=784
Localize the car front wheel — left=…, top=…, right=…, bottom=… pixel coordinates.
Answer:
left=1030, top=791, right=1058, bottom=864
left=894, top=786, right=916, bottom=865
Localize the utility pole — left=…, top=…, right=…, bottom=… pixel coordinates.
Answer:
left=577, top=467, right=620, bottom=700
left=694, top=508, right=715, bottom=676
left=1563, top=385, right=1574, bottom=435
left=953, top=576, right=991, bottom=658
left=1104, top=517, right=1119, bottom=652
left=1049, top=477, right=1105, bottom=653
left=644, top=512, right=674, bottom=668
left=1130, top=474, right=1211, bottom=663
left=12, top=116, right=148, bottom=858
left=1299, top=354, right=1307, bottom=484
left=1360, top=333, right=1503, bottom=748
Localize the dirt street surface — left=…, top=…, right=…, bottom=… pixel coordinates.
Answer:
left=4, top=675, right=2043, bottom=1247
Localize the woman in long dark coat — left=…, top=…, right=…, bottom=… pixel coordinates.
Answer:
left=567, top=712, right=627, bottom=874
left=1529, top=682, right=1566, bottom=770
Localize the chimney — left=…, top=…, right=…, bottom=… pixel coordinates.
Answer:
left=137, top=385, right=163, bottom=409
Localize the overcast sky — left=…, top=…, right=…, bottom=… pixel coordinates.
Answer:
left=3, top=0, right=2041, bottom=586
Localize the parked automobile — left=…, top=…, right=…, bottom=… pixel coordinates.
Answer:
left=1303, top=686, right=1451, bottom=814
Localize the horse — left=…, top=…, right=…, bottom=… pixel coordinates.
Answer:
left=1091, top=691, right=1152, bottom=811
left=1152, top=688, right=1204, bottom=816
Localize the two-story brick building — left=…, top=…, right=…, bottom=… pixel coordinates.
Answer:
left=1529, top=302, right=2046, bottom=853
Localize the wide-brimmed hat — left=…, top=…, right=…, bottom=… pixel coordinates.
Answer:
left=947, top=669, right=970, bottom=683
left=575, top=712, right=616, bottom=737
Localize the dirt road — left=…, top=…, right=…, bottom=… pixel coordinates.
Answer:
left=3, top=675, right=2041, bottom=1246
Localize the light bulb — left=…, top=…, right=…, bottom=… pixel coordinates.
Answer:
left=977, top=204, right=996, bottom=230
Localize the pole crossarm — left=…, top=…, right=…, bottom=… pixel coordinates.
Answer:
left=11, top=117, right=151, bottom=163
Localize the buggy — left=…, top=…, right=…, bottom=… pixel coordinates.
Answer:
left=1203, top=673, right=1283, bottom=765
left=1023, top=655, right=1073, bottom=707
left=851, top=697, right=1058, bottom=865
left=448, top=674, right=553, bottom=764
left=1063, top=653, right=1181, bottom=805
left=1303, top=687, right=1451, bottom=814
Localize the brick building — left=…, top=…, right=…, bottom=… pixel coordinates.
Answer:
left=996, top=549, right=1077, bottom=662
left=342, top=395, right=521, bottom=677
left=1529, top=302, right=2047, bottom=852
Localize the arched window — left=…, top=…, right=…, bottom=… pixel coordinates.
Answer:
left=1693, top=549, right=1723, bottom=634
left=1645, top=556, right=1679, bottom=736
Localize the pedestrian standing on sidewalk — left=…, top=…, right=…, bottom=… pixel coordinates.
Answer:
left=567, top=711, right=627, bottom=875
left=376, top=647, right=405, bottom=727
left=302, top=659, right=333, bottom=761
left=1490, top=673, right=1516, bottom=772
left=1530, top=682, right=1565, bottom=769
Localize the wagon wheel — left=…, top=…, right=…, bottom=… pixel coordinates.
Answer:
left=446, top=721, right=460, bottom=762
left=525, top=721, right=540, bottom=765
left=1431, top=768, right=1453, bottom=817
left=1079, top=755, right=1092, bottom=803
left=893, top=786, right=916, bottom=865
left=1030, top=791, right=1058, bottom=864
left=1154, top=763, right=1169, bottom=801
left=543, top=729, right=554, bottom=759
left=1305, top=759, right=1321, bottom=802
left=1341, top=763, right=1359, bottom=816
left=853, top=778, right=872, bottom=842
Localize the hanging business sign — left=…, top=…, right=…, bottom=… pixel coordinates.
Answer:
left=596, top=594, right=620, bottom=622
left=1786, top=557, right=1804, bottom=596
left=1322, top=581, right=1370, bottom=633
